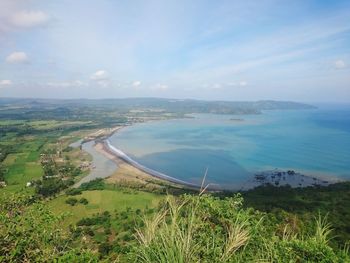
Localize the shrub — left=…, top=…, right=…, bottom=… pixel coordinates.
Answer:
left=66, top=188, right=82, bottom=196
left=36, top=178, right=67, bottom=197
left=79, top=178, right=105, bottom=190
left=66, top=197, right=78, bottom=206
left=98, top=242, right=112, bottom=256
left=79, top=197, right=89, bottom=205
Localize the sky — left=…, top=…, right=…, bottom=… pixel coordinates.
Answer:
left=0, top=0, right=349, bottom=102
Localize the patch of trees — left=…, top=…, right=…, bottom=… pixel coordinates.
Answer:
left=0, top=165, right=6, bottom=182
left=66, top=188, right=82, bottom=196
left=79, top=178, right=106, bottom=191
left=0, top=145, right=13, bottom=163
left=35, top=178, right=74, bottom=197
left=65, top=197, right=88, bottom=206
left=77, top=211, right=111, bottom=227
left=240, top=182, right=350, bottom=247
left=65, top=197, right=78, bottom=206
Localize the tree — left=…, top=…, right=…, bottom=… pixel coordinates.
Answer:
left=66, top=197, right=78, bottom=206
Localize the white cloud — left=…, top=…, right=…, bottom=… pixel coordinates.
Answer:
left=6, top=51, right=28, bottom=63
left=47, top=80, right=85, bottom=88
left=334, top=60, right=346, bottom=69
left=132, top=80, right=141, bottom=87
left=211, top=83, right=222, bottom=89
left=10, top=10, right=49, bottom=28
left=151, top=83, right=168, bottom=91
left=90, top=70, right=110, bottom=87
left=207, top=81, right=246, bottom=90
left=0, top=79, right=12, bottom=86
left=239, top=81, right=247, bottom=87
left=90, top=70, right=109, bottom=80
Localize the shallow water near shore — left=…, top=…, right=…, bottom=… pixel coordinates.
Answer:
left=109, top=105, right=350, bottom=189
left=74, top=141, right=117, bottom=187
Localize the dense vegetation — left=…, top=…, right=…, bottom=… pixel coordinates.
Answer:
left=241, top=183, right=350, bottom=246
left=0, top=194, right=98, bottom=262
left=132, top=194, right=349, bottom=262
left=1, top=192, right=349, bottom=262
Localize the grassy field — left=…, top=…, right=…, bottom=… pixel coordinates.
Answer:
left=48, top=189, right=163, bottom=225
left=0, top=119, right=96, bottom=194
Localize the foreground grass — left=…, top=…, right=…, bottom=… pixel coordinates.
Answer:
left=132, top=194, right=350, bottom=263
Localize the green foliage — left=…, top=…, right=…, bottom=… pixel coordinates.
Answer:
left=131, top=194, right=350, bottom=263
left=242, top=183, right=350, bottom=246
left=35, top=178, right=70, bottom=197
left=53, top=249, right=99, bottom=262
left=66, top=188, right=82, bottom=196
left=0, top=165, right=6, bottom=182
left=66, top=197, right=78, bottom=206
left=79, top=197, right=89, bottom=205
left=0, top=193, right=94, bottom=262
left=77, top=211, right=111, bottom=226
left=98, top=242, right=113, bottom=256
left=79, top=178, right=106, bottom=190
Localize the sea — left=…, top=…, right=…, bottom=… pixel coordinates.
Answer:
left=109, top=104, right=350, bottom=189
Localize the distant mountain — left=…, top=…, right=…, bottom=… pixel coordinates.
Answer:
left=0, top=97, right=315, bottom=116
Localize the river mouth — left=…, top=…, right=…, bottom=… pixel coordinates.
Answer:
left=72, top=141, right=117, bottom=187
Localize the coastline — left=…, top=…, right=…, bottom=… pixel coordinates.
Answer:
left=73, top=123, right=203, bottom=190
left=101, top=139, right=201, bottom=189
left=74, top=117, right=209, bottom=190
left=74, top=113, right=347, bottom=191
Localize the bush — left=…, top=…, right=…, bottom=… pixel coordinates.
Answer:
left=66, top=188, right=82, bottom=196
left=77, top=212, right=111, bottom=226
left=98, top=242, right=112, bottom=256
left=79, top=197, right=89, bottom=205
left=65, top=197, right=78, bottom=206
left=36, top=178, right=67, bottom=197
left=79, top=178, right=105, bottom=190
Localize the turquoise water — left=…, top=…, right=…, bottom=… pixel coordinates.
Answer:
left=109, top=106, right=350, bottom=189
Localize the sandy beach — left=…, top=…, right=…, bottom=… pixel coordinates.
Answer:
left=94, top=141, right=196, bottom=190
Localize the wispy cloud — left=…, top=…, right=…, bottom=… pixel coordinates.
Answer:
left=0, top=79, right=12, bottom=86
left=334, top=59, right=346, bottom=69
left=90, top=70, right=108, bottom=81
left=47, top=80, right=85, bottom=88
left=132, top=80, right=142, bottom=88
left=10, top=10, right=49, bottom=28
left=0, top=1, right=50, bottom=34
left=6, top=51, right=29, bottom=64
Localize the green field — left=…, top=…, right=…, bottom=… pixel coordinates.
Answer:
left=1, top=140, right=45, bottom=190
left=48, top=189, right=163, bottom=225
left=0, top=119, right=96, bottom=195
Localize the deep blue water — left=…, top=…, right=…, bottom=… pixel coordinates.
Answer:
left=109, top=106, right=350, bottom=188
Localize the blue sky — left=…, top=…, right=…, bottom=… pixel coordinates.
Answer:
left=0, top=0, right=349, bottom=102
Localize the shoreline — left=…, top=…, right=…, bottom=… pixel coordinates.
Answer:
left=75, top=117, right=346, bottom=191
left=101, top=139, right=202, bottom=189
